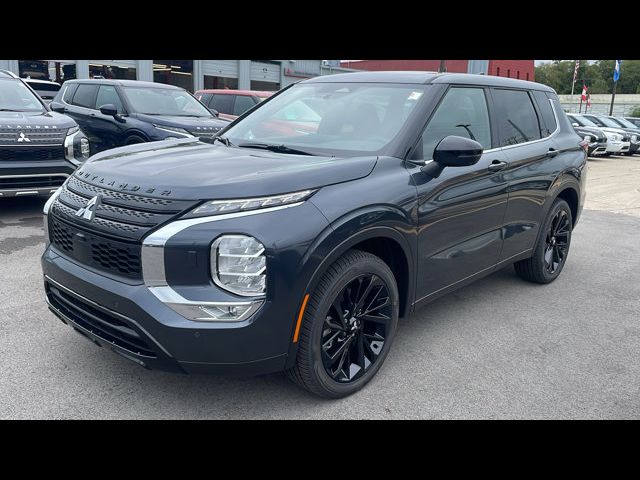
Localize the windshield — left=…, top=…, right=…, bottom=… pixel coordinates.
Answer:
left=223, top=82, right=428, bottom=156
left=0, top=78, right=45, bottom=112
left=123, top=86, right=212, bottom=117
left=570, top=114, right=598, bottom=127
left=612, top=117, right=637, bottom=129
left=595, top=116, right=624, bottom=128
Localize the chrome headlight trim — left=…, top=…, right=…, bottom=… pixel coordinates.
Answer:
left=141, top=202, right=302, bottom=322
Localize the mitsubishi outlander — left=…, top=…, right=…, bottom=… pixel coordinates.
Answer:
left=41, top=72, right=587, bottom=398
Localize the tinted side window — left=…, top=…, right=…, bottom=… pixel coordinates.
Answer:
left=71, top=84, right=99, bottom=109
left=62, top=83, right=78, bottom=103
left=197, top=92, right=212, bottom=105
left=493, top=89, right=541, bottom=146
left=420, top=87, right=491, bottom=160
left=233, top=95, right=256, bottom=116
left=532, top=90, right=557, bottom=136
left=96, top=85, right=124, bottom=113
left=210, top=94, right=235, bottom=114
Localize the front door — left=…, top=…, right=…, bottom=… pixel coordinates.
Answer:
left=410, top=86, right=508, bottom=302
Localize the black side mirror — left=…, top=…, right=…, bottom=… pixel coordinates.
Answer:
left=50, top=101, right=66, bottom=113
left=208, top=107, right=219, bottom=117
left=432, top=135, right=483, bottom=168
left=99, top=104, right=118, bottom=116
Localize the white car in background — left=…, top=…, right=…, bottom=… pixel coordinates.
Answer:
left=568, top=114, right=630, bottom=156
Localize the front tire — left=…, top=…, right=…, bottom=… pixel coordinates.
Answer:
left=287, top=250, right=399, bottom=398
left=514, top=198, right=572, bottom=284
left=125, top=134, right=146, bottom=145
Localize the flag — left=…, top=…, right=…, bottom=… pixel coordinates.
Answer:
left=613, top=60, right=621, bottom=82
left=581, top=84, right=588, bottom=101
left=572, top=60, right=580, bottom=87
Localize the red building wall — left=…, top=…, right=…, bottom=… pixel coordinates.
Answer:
left=340, top=60, right=535, bottom=81
left=488, top=60, right=535, bottom=81
left=340, top=60, right=469, bottom=73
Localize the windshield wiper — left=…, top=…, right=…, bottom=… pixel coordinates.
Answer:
left=214, top=136, right=235, bottom=147
left=237, top=143, right=315, bottom=156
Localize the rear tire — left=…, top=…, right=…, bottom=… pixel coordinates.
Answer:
left=514, top=198, right=572, bottom=284
left=286, top=250, right=399, bottom=398
left=125, top=134, right=146, bottom=145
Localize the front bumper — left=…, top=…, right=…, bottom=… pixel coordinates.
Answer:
left=605, top=141, right=630, bottom=154
left=588, top=141, right=607, bottom=156
left=0, top=159, right=76, bottom=198
left=42, top=248, right=289, bottom=375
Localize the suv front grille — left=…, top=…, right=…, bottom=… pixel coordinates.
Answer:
left=46, top=282, right=157, bottom=358
left=49, top=175, right=197, bottom=279
left=0, top=146, right=66, bottom=161
left=0, top=128, right=67, bottom=146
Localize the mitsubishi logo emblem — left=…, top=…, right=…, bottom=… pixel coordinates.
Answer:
left=75, top=196, right=101, bottom=221
left=17, top=132, right=31, bottom=142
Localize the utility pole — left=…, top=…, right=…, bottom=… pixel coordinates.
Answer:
left=439, top=60, right=446, bottom=73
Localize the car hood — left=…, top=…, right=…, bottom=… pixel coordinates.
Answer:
left=0, top=110, right=76, bottom=129
left=574, top=126, right=605, bottom=138
left=131, top=113, right=229, bottom=131
left=77, top=138, right=378, bottom=200
left=599, top=127, right=628, bottom=137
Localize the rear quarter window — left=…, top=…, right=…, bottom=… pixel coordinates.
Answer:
left=61, top=83, right=78, bottom=103
left=532, top=90, right=557, bottom=136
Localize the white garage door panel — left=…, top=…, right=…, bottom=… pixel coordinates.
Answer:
left=250, top=62, right=280, bottom=83
left=202, top=60, right=239, bottom=78
left=89, top=60, right=137, bottom=69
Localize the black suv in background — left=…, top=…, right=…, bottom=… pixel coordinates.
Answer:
left=0, top=69, right=89, bottom=198
left=42, top=72, right=587, bottom=397
left=50, top=80, right=229, bottom=154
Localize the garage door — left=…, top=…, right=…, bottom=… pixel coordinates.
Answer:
left=250, top=62, right=280, bottom=83
left=202, top=60, right=239, bottom=79
left=89, top=60, right=137, bottom=69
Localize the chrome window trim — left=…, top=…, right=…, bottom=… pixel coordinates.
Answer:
left=483, top=97, right=561, bottom=154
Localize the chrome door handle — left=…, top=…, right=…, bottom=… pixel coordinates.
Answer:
left=487, top=160, right=507, bottom=172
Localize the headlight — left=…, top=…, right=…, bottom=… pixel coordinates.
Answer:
left=583, top=135, right=592, bottom=143
left=632, top=135, right=638, bottom=142
left=43, top=185, right=64, bottom=247
left=152, top=124, right=193, bottom=137
left=184, top=189, right=316, bottom=219
left=211, top=235, right=266, bottom=296
left=67, top=126, right=79, bottom=135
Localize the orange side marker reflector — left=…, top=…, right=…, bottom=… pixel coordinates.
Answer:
left=293, top=294, right=310, bottom=343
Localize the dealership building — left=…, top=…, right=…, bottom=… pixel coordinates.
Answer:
left=0, top=60, right=354, bottom=92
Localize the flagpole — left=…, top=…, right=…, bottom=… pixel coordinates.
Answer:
left=609, top=78, right=618, bottom=116
left=571, top=60, right=580, bottom=112
left=610, top=60, right=620, bottom=116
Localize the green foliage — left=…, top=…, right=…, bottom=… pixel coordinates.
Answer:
left=534, top=60, right=640, bottom=94
left=631, top=107, right=640, bottom=117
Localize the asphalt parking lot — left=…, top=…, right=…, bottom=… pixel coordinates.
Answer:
left=1, top=156, right=639, bottom=419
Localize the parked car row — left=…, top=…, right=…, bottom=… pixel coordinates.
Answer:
left=1, top=73, right=276, bottom=198
left=567, top=112, right=640, bottom=157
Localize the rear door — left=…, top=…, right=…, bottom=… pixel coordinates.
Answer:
left=491, top=88, right=559, bottom=262
left=66, top=83, right=100, bottom=148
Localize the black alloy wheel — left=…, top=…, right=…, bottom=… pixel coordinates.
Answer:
left=543, top=209, right=570, bottom=275
left=287, top=250, right=399, bottom=398
left=514, top=198, right=573, bottom=284
left=321, top=274, right=392, bottom=383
